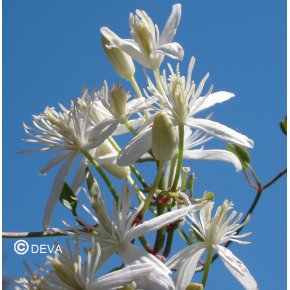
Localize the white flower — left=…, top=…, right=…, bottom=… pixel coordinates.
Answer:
left=166, top=200, right=258, bottom=290
left=100, top=4, right=183, bottom=69
left=117, top=57, right=253, bottom=166
left=60, top=181, right=208, bottom=290
left=19, top=87, right=120, bottom=230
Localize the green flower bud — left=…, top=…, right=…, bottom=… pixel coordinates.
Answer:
left=109, top=84, right=128, bottom=118
left=185, top=283, right=204, bottom=290
left=186, top=173, right=196, bottom=198
left=102, top=35, right=135, bottom=80
left=95, top=140, right=130, bottom=179
left=117, top=282, right=137, bottom=290
left=152, top=112, right=178, bottom=161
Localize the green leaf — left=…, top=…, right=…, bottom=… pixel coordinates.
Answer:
left=280, top=115, right=287, bottom=135
left=85, top=168, right=100, bottom=198
left=227, top=143, right=251, bottom=169
left=191, top=224, right=204, bottom=242
left=177, top=226, right=192, bottom=245
left=59, top=183, right=77, bottom=216
left=205, top=191, right=214, bottom=200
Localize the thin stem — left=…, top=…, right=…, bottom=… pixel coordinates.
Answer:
left=2, top=230, right=75, bottom=239
left=81, top=149, right=118, bottom=201
left=136, top=160, right=166, bottom=222
left=138, top=236, right=155, bottom=254
left=129, top=75, right=150, bottom=119
left=167, top=155, right=178, bottom=189
left=123, top=119, right=138, bottom=136
left=172, top=124, right=184, bottom=191
left=162, top=212, right=176, bottom=259
left=243, top=168, right=259, bottom=190
left=246, top=162, right=261, bottom=188
left=153, top=202, right=166, bottom=254
left=107, top=136, right=121, bottom=152
left=262, top=168, right=287, bottom=189
left=201, top=246, right=214, bottom=288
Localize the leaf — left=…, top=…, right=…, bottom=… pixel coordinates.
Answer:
left=177, top=226, right=192, bottom=245
left=59, top=183, right=77, bottom=216
left=280, top=115, right=287, bottom=135
left=85, top=168, right=100, bottom=198
left=227, top=143, right=251, bottom=169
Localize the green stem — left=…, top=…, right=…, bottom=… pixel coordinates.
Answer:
left=172, top=124, right=184, bottom=190
left=123, top=119, right=138, bottom=136
left=129, top=75, right=150, bottom=119
left=246, top=162, right=261, bottom=188
left=138, top=236, right=155, bottom=254
left=81, top=149, right=118, bottom=201
left=162, top=211, right=177, bottom=259
left=137, top=160, right=166, bottom=222
left=181, top=167, right=190, bottom=190
left=201, top=246, right=214, bottom=288
left=107, top=136, right=121, bottom=152
left=167, top=155, right=178, bottom=189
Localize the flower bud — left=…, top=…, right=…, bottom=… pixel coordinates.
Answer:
left=117, top=282, right=137, bottom=290
left=185, top=283, right=204, bottom=290
left=95, top=140, right=130, bottom=179
left=109, top=84, right=128, bottom=118
left=102, top=35, right=135, bottom=80
left=152, top=112, right=178, bottom=161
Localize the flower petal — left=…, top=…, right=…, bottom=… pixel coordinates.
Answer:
left=117, top=128, right=152, bottom=166
left=191, top=91, right=235, bottom=115
left=151, top=42, right=184, bottom=61
left=93, top=264, right=154, bottom=290
left=126, top=202, right=209, bottom=242
left=95, top=152, right=118, bottom=165
left=174, top=248, right=206, bottom=290
left=43, top=150, right=80, bottom=230
left=113, top=118, right=144, bottom=136
left=214, top=245, right=258, bottom=290
left=100, top=27, right=152, bottom=67
left=183, top=149, right=242, bottom=172
left=185, top=118, right=254, bottom=148
left=159, top=4, right=182, bottom=46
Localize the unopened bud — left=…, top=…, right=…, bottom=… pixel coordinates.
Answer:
left=186, top=173, right=196, bottom=198
left=102, top=35, right=135, bottom=80
left=185, top=283, right=204, bottom=290
left=152, top=112, right=178, bottom=161
left=117, top=282, right=137, bottom=290
left=95, top=140, right=130, bottom=179
left=109, top=84, right=128, bottom=118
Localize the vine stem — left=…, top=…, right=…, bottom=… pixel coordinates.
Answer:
left=80, top=149, right=118, bottom=201
left=172, top=124, right=184, bottom=191
left=201, top=246, right=214, bottom=288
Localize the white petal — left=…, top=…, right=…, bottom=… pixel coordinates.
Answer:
left=100, top=27, right=152, bottom=67
left=151, top=42, right=184, bottom=61
left=94, top=264, right=154, bottom=290
left=95, top=152, right=118, bottom=165
left=71, top=155, right=89, bottom=195
left=185, top=118, right=254, bottom=148
left=39, top=150, right=73, bottom=175
left=183, top=149, right=242, bottom=172
left=214, top=245, right=258, bottom=290
left=117, top=128, right=152, bottom=166
left=87, top=118, right=117, bottom=142
left=126, top=202, right=208, bottom=242
left=174, top=248, right=206, bottom=290
left=118, top=243, right=174, bottom=290
left=43, top=150, right=80, bottom=230
left=159, top=4, right=181, bottom=46
left=113, top=118, right=144, bottom=136
left=191, top=91, right=235, bottom=115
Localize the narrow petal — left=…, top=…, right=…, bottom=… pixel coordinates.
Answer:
left=214, top=245, right=258, bottom=290
left=174, top=248, right=206, bottom=290
left=117, top=128, right=152, bottom=166
left=118, top=243, right=174, bottom=290
left=94, top=264, right=154, bottom=290
left=151, top=42, right=184, bottom=61
left=113, top=118, right=144, bottom=136
left=87, top=118, right=116, bottom=142
left=71, top=155, right=89, bottom=195
left=126, top=202, right=208, bottom=242
left=100, top=27, right=152, bottom=67
left=183, top=149, right=242, bottom=172
left=43, top=150, right=80, bottom=230
left=191, top=91, right=235, bottom=115
left=40, top=150, right=73, bottom=175
left=185, top=118, right=254, bottom=148
left=95, top=152, right=118, bottom=165
left=159, top=4, right=182, bottom=46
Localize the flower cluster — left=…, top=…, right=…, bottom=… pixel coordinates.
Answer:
left=16, top=3, right=258, bottom=290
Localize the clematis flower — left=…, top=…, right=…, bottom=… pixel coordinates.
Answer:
left=100, top=4, right=183, bottom=69
left=166, top=200, right=258, bottom=290
left=117, top=57, right=253, bottom=166
left=19, top=87, right=120, bottom=230
left=15, top=235, right=154, bottom=290
left=58, top=180, right=209, bottom=290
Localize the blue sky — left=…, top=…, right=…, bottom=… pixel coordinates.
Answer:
left=3, top=1, right=286, bottom=289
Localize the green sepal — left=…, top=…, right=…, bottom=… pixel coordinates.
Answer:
left=177, top=226, right=193, bottom=245
left=227, top=143, right=251, bottom=168
left=280, top=115, right=287, bottom=135
left=205, top=192, right=215, bottom=200
left=59, top=182, right=77, bottom=217
left=85, top=168, right=100, bottom=198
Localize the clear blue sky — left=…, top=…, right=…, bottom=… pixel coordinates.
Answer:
left=3, top=1, right=286, bottom=289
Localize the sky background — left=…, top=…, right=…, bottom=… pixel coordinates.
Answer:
left=3, top=1, right=287, bottom=289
